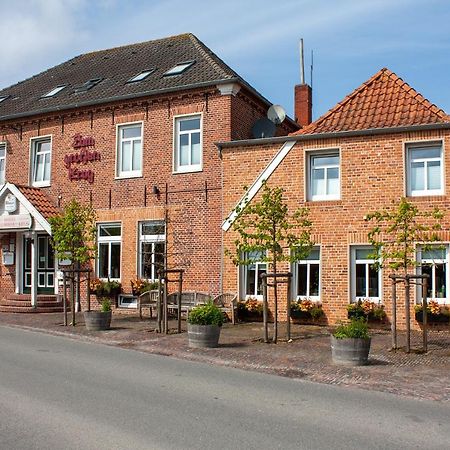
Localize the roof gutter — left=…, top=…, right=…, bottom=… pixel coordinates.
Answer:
left=216, top=122, right=450, bottom=152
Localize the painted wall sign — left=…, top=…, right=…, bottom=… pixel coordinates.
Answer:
left=4, top=193, right=18, bottom=213
left=0, top=213, right=32, bottom=230
left=64, top=134, right=101, bottom=184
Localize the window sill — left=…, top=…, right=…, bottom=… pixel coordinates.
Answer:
left=31, top=182, right=51, bottom=188
left=305, top=199, right=342, bottom=206
left=408, top=192, right=444, bottom=198
left=115, top=174, right=143, bottom=180
left=172, top=167, right=203, bottom=175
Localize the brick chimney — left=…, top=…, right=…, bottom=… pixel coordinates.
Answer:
left=294, top=84, right=312, bottom=127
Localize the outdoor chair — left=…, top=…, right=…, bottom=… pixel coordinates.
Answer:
left=212, top=293, right=238, bottom=324
left=138, top=290, right=159, bottom=319
left=166, top=291, right=210, bottom=316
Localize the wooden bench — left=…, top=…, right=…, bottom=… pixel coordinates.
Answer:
left=166, top=291, right=210, bottom=316
left=137, top=290, right=159, bottom=319
left=212, top=293, right=238, bottom=324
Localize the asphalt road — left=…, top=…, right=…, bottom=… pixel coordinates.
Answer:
left=0, top=326, right=449, bottom=450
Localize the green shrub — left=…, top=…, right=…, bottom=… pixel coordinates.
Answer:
left=100, top=298, right=112, bottom=312
left=188, top=302, right=223, bottom=326
left=333, top=318, right=369, bottom=339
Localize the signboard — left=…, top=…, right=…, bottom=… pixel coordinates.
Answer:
left=4, top=193, right=17, bottom=213
left=0, top=214, right=32, bottom=230
left=2, top=251, right=14, bottom=265
left=64, top=134, right=101, bottom=184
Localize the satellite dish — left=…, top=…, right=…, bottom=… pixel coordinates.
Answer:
left=267, top=104, right=286, bottom=125
left=252, top=118, right=276, bottom=139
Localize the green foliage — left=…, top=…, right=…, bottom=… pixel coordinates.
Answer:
left=347, top=300, right=386, bottom=321
left=228, top=181, right=313, bottom=267
left=49, top=199, right=97, bottom=266
left=365, top=197, right=443, bottom=273
left=100, top=298, right=111, bottom=312
left=188, top=302, right=224, bottom=326
left=333, top=318, right=370, bottom=339
left=91, top=279, right=122, bottom=297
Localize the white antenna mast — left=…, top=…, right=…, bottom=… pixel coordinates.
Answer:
left=300, top=38, right=305, bottom=84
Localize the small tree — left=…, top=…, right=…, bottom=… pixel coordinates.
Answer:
left=49, top=199, right=97, bottom=266
left=49, top=200, right=97, bottom=313
left=365, top=197, right=443, bottom=274
left=365, top=197, right=443, bottom=351
left=229, top=182, right=313, bottom=343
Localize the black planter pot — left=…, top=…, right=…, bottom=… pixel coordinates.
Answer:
left=331, top=335, right=371, bottom=366
left=84, top=311, right=112, bottom=331
left=415, top=311, right=450, bottom=324
left=187, top=324, right=221, bottom=348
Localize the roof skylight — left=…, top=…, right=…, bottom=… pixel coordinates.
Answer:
left=0, top=96, right=9, bottom=103
left=74, top=78, right=103, bottom=93
left=128, top=69, right=155, bottom=83
left=42, top=85, right=66, bottom=98
left=163, top=61, right=195, bottom=76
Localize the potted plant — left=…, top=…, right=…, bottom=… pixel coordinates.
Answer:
left=290, top=298, right=324, bottom=322
left=415, top=301, right=450, bottom=324
left=84, top=298, right=112, bottom=331
left=331, top=318, right=371, bottom=366
left=187, top=302, right=224, bottom=348
left=130, top=278, right=158, bottom=296
left=236, top=297, right=264, bottom=322
left=347, top=299, right=386, bottom=322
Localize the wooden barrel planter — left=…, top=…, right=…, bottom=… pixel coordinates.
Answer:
left=84, top=311, right=112, bottom=331
left=331, top=336, right=371, bottom=366
left=187, top=324, right=221, bottom=348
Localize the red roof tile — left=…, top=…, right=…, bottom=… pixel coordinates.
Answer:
left=293, top=68, right=449, bottom=135
left=17, top=186, right=59, bottom=221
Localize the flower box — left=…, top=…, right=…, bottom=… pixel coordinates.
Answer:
left=415, top=311, right=450, bottom=324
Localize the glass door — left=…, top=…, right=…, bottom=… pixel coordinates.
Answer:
left=23, top=235, right=55, bottom=294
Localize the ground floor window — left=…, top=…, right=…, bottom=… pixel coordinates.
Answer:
left=420, top=246, right=448, bottom=303
left=240, top=251, right=267, bottom=298
left=97, top=223, right=121, bottom=280
left=292, top=247, right=320, bottom=300
left=139, top=221, right=165, bottom=280
left=351, top=246, right=381, bottom=302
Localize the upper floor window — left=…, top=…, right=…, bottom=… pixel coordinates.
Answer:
left=293, top=247, right=320, bottom=300
left=117, top=123, right=142, bottom=178
left=0, top=143, right=6, bottom=184
left=419, top=246, right=448, bottom=303
left=350, top=246, right=381, bottom=302
left=139, top=221, right=165, bottom=281
left=240, top=250, right=267, bottom=299
left=174, top=115, right=202, bottom=173
left=31, top=137, right=51, bottom=187
left=97, top=223, right=121, bottom=280
left=309, top=151, right=340, bottom=201
left=407, top=143, right=443, bottom=196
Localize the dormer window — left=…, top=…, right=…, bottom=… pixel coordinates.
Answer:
left=128, top=69, right=155, bottom=83
left=42, top=85, right=66, bottom=98
left=74, top=78, right=103, bottom=93
left=163, top=61, right=195, bottom=76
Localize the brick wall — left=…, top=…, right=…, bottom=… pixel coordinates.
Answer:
left=222, top=128, right=450, bottom=329
left=0, top=84, right=295, bottom=307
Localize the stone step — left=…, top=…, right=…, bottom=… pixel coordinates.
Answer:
left=7, top=294, right=59, bottom=302
left=0, top=300, right=66, bottom=308
left=0, top=306, right=64, bottom=313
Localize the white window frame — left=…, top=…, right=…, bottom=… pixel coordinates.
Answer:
left=118, top=294, right=138, bottom=309
left=292, top=247, right=321, bottom=301
left=0, top=142, right=6, bottom=185
left=406, top=142, right=444, bottom=197
left=239, top=251, right=267, bottom=300
left=173, top=113, right=203, bottom=173
left=350, top=246, right=382, bottom=303
left=417, top=245, right=449, bottom=305
left=116, top=122, right=143, bottom=179
left=97, top=223, right=122, bottom=281
left=138, top=221, right=166, bottom=281
left=30, top=135, right=52, bottom=187
left=308, top=150, right=340, bottom=201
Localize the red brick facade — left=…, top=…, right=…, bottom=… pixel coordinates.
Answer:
left=0, top=85, right=296, bottom=310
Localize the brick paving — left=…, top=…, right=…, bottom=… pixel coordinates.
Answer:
left=0, top=312, right=449, bottom=402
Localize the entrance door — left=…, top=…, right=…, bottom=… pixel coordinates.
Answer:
left=23, top=235, right=55, bottom=294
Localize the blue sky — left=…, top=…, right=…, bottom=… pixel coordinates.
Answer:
left=1, top=0, right=450, bottom=120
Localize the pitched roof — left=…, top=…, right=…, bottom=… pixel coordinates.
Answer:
left=16, top=185, right=59, bottom=221
left=0, top=33, right=247, bottom=121
left=294, top=68, right=450, bottom=135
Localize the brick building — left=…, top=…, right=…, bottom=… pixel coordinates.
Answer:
left=220, top=68, right=450, bottom=327
left=0, top=33, right=297, bottom=312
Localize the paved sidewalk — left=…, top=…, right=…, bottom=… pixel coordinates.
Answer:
left=0, top=312, right=449, bottom=402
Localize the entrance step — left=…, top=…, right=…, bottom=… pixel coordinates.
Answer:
left=0, top=294, right=66, bottom=313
